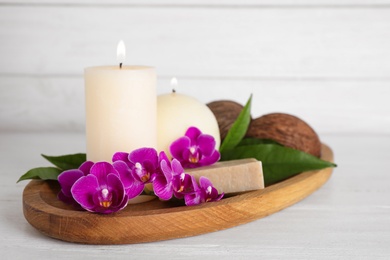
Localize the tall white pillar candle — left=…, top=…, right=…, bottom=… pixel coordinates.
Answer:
left=85, top=65, right=157, bottom=162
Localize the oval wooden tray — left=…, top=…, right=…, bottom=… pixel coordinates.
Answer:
left=23, top=144, right=334, bottom=245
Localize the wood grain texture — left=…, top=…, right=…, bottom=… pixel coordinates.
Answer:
left=2, top=133, right=389, bottom=258
left=22, top=144, right=333, bottom=244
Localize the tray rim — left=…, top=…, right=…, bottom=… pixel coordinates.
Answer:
left=23, top=143, right=334, bottom=244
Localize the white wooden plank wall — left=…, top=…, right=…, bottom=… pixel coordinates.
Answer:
left=0, top=1, right=389, bottom=135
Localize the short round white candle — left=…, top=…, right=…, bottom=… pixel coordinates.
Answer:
left=85, top=41, right=157, bottom=162
left=157, top=78, right=220, bottom=158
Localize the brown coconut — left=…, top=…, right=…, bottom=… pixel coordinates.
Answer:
left=246, top=113, right=322, bottom=157
left=207, top=100, right=245, bottom=140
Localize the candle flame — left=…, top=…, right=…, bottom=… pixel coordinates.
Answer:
left=117, top=40, right=126, bottom=66
left=171, top=77, right=178, bottom=93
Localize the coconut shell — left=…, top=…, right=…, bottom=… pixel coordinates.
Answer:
left=246, top=113, right=322, bottom=157
left=207, top=100, right=244, bottom=140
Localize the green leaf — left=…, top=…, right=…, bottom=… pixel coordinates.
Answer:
left=17, top=167, right=62, bottom=183
left=41, top=153, right=86, bottom=171
left=219, top=94, right=252, bottom=153
left=221, top=144, right=336, bottom=186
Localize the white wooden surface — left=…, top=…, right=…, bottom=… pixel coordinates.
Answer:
left=1, top=132, right=389, bottom=259
left=0, top=1, right=390, bottom=134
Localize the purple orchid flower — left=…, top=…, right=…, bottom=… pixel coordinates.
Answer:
left=152, top=152, right=174, bottom=200
left=112, top=152, right=130, bottom=166
left=153, top=151, right=194, bottom=200
left=71, top=162, right=128, bottom=214
left=170, top=126, right=220, bottom=168
left=57, top=161, right=94, bottom=205
left=113, top=148, right=159, bottom=184
left=113, top=160, right=144, bottom=199
left=184, top=176, right=224, bottom=206
left=171, top=172, right=194, bottom=199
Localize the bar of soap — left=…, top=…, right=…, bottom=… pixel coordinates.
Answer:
left=186, top=158, right=264, bottom=194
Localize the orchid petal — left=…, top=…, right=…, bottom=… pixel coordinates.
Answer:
left=113, top=160, right=144, bottom=199
left=185, top=127, right=202, bottom=145
left=184, top=190, right=204, bottom=206
left=160, top=160, right=173, bottom=182
left=78, top=161, right=94, bottom=176
left=158, top=151, right=170, bottom=164
left=71, top=175, right=99, bottom=210
left=112, top=152, right=129, bottom=163
left=129, top=148, right=158, bottom=168
left=143, top=160, right=157, bottom=174
left=170, top=136, right=190, bottom=160
left=117, top=194, right=129, bottom=211
left=182, top=173, right=196, bottom=193
left=173, top=173, right=195, bottom=199
left=113, top=161, right=135, bottom=189
left=197, top=134, right=216, bottom=157
left=126, top=183, right=145, bottom=200
left=171, top=159, right=184, bottom=177
left=156, top=151, right=170, bottom=178
left=215, top=193, right=224, bottom=201
left=198, top=150, right=220, bottom=166
left=106, top=173, right=126, bottom=205
left=181, top=149, right=192, bottom=166
left=210, top=188, right=220, bottom=199
left=58, top=169, right=84, bottom=197
left=199, top=176, right=224, bottom=202
left=90, top=162, right=117, bottom=184
left=199, top=176, right=214, bottom=190
left=153, top=175, right=173, bottom=200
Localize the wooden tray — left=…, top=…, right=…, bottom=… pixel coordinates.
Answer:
left=23, top=144, right=334, bottom=245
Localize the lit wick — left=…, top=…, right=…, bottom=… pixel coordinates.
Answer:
left=117, top=40, right=126, bottom=70
left=171, top=77, right=178, bottom=93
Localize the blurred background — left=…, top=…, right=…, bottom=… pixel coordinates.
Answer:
left=1, top=0, right=389, bottom=136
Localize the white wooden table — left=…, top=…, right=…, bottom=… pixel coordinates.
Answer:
left=1, top=132, right=389, bottom=259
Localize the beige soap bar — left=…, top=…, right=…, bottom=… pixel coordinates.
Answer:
left=186, top=158, right=264, bottom=194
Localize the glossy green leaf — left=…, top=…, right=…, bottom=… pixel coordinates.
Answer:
left=221, top=144, right=336, bottom=186
left=41, top=153, right=86, bottom=171
left=17, top=167, right=62, bottom=183
left=219, top=94, right=252, bottom=153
